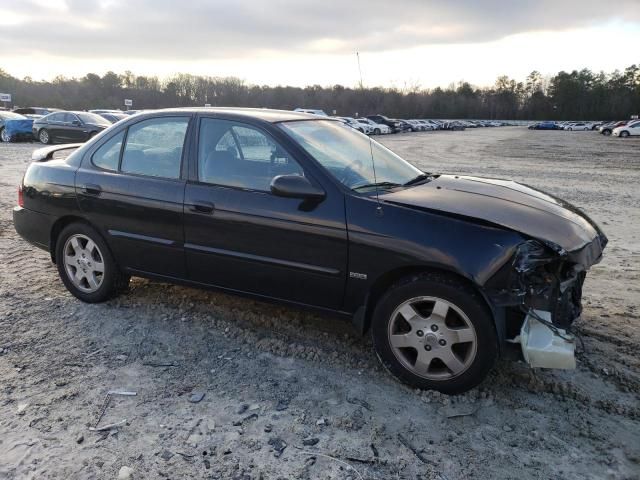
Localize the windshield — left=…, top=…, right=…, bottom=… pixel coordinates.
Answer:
left=77, top=112, right=111, bottom=125
left=279, top=120, right=424, bottom=191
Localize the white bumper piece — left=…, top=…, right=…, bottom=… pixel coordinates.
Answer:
left=519, top=310, right=576, bottom=369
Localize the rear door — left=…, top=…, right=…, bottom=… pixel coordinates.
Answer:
left=76, top=115, right=192, bottom=277
left=183, top=116, right=348, bottom=309
left=46, top=113, right=65, bottom=140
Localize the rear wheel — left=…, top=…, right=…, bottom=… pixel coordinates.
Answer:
left=38, top=129, right=51, bottom=144
left=55, top=223, right=129, bottom=303
left=371, top=273, right=497, bottom=394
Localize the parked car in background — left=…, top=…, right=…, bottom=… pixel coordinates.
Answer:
left=398, top=120, right=418, bottom=132
left=414, top=120, right=435, bottom=130
left=367, top=115, right=402, bottom=133
left=599, top=121, right=626, bottom=136
left=528, top=121, right=559, bottom=130
left=97, top=112, right=128, bottom=124
left=335, top=117, right=373, bottom=135
left=1, top=111, right=32, bottom=142
left=358, top=118, right=391, bottom=135
left=12, top=107, right=62, bottom=119
left=612, top=121, right=640, bottom=137
left=565, top=122, right=591, bottom=131
left=294, top=108, right=328, bottom=116
left=13, top=107, right=607, bottom=394
left=33, top=111, right=111, bottom=144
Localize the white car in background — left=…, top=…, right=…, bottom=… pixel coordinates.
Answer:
left=336, top=117, right=373, bottom=135
left=357, top=118, right=391, bottom=134
left=612, top=120, right=640, bottom=137
left=564, top=122, right=591, bottom=131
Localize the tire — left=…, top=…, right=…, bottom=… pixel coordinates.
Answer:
left=88, top=131, right=98, bottom=140
left=371, top=272, right=497, bottom=394
left=374, top=128, right=381, bottom=135
left=603, top=129, right=612, bottom=136
left=55, top=223, right=130, bottom=303
left=620, top=131, right=630, bottom=138
left=38, top=129, right=51, bottom=144
left=568, top=127, right=573, bottom=131
left=0, top=127, right=10, bottom=143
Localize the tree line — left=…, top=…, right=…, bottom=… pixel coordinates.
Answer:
left=1, top=65, right=638, bottom=120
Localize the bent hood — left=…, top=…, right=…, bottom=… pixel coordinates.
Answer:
left=381, top=175, right=607, bottom=264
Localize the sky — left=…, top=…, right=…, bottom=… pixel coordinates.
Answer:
left=1, top=0, right=639, bottom=88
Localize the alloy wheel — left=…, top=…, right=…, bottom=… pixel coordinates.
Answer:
left=39, top=130, right=50, bottom=144
left=0, top=129, right=9, bottom=142
left=387, top=296, right=477, bottom=380
left=63, top=234, right=105, bottom=293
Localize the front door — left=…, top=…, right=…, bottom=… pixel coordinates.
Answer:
left=184, top=117, right=348, bottom=310
left=76, top=116, right=192, bottom=277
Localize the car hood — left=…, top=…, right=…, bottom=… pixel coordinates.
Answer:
left=381, top=174, right=607, bottom=263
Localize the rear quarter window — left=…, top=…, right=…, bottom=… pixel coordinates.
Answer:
left=91, top=131, right=125, bottom=171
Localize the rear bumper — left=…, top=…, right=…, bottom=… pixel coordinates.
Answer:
left=13, top=206, right=53, bottom=252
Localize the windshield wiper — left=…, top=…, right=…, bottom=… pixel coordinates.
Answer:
left=404, top=173, right=431, bottom=186
left=352, top=181, right=402, bottom=191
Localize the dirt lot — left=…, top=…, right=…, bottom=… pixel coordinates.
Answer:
left=1, top=127, right=638, bottom=480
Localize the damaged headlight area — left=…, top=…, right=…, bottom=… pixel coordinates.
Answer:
left=512, top=239, right=586, bottom=330
left=487, top=239, right=591, bottom=369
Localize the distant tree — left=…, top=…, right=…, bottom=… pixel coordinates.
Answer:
left=0, top=65, right=637, bottom=119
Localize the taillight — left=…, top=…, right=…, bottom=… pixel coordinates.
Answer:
left=18, top=184, right=24, bottom=207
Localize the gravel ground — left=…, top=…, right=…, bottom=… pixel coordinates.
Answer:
left=0, top=128, right=638, bottom=480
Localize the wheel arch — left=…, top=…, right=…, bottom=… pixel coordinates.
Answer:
left=353, top=265, right=504, bottom=350
left=49, top=215, right=101, bottom=264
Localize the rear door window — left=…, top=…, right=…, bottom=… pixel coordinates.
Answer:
left=120, top=117, right=189, bottom=179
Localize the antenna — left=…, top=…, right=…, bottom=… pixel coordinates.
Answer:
left=367, top=133, right=383, bottom=216
left=357, top=51, right=383, bottom=216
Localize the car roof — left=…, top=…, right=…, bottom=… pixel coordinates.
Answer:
left=131, top=107, right=334, bottom=123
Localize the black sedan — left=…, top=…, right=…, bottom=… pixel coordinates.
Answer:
left=32, top=111, right=111, bottom=144
left=13, top=108, right=607, bottom=394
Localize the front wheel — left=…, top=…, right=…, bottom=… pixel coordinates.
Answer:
left=55, top=223, right=130, bottom=302
left=374, top=128, right=381, bottom=135
left=603, top=129, right=612, bottom=136
left=371, top=273, right=497, bottom=394
left=620, top=131, right=630, bottom=138
left=38, top=129, right=51, bottom=144
left=0, top=127, right=10, bottom=142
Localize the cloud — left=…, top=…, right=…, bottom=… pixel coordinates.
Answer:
left=1, top=0, right=638, bottom=61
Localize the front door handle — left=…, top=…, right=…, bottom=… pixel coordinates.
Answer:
left=82, top=183, right=102, bottom=195
left=188, top=201, right=215, bottom=214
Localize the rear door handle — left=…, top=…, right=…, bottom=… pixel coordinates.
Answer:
left=82, top=184, right=102, bottom=195
left=188, top=201, right=215, bottom=214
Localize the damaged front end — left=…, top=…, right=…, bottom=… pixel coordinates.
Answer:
left=487, top=234, right=607, bottom=369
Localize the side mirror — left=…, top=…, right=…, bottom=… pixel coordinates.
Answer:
left=270, top=175, right=325, bottom=201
